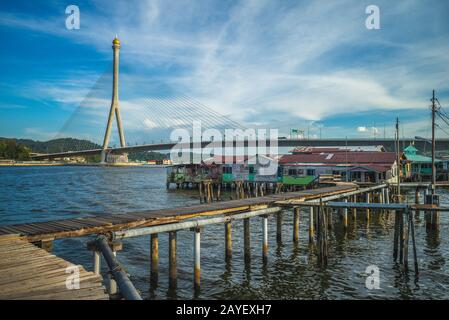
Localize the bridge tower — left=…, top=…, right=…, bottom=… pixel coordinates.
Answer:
left=100, top=36, right=127, bottom=163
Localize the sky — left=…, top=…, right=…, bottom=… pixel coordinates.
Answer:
left=1, top=0, right=449, bottom=145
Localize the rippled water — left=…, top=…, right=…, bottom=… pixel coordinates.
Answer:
left=1, top=166, right=448, bottom=299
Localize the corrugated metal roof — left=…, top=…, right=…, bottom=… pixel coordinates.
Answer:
left=280, top=151, right=396, bottom=165
left=290, top=146, right=385, bottom=153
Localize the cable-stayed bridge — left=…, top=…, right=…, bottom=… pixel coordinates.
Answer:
left=30, top=37, right=449, bottom=161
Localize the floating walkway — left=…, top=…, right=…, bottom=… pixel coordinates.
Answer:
left=0, top=235, right=108, bottom=300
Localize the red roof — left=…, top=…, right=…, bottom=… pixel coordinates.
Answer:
left=279, top=151, right=396, bottom=165
left=203, top=155, right=248, bottom=164
left=290, top=146, right=385, bottom=153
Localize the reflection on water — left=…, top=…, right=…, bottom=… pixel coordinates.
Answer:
left=0, top=166, right=448, bottom=299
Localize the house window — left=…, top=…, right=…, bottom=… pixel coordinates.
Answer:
left=288, top=169, right=297, bottom=176
left=223, top=167, right=232, bottom=174
left=307, top=169, right=315, bottom=176
left=249, top=166, right=255, bottom=174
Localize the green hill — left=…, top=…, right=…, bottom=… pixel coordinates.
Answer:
left=0, top=137, right=168, bottom=161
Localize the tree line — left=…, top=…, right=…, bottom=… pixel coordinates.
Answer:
left=0, top=139, right=31, bottom=160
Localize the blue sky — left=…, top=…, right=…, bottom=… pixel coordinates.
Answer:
left=1, top=0, right=449, bottom=145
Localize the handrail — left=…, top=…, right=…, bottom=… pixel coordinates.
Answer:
left=93, top=235, right=142, bottom=300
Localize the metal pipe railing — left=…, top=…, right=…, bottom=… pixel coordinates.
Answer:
left=113, top=207, right=282, bottom=239
left=94, top=235, right=142, bottom=300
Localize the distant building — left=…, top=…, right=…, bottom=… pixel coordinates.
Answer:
left=289, top=145, right=386, bottom=154
left=279, top=148, right=397, bottom=184
left=402, top=144, right=446, bottom=181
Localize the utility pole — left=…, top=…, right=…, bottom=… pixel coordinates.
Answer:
left=431, top=89, right=436, bottom=194
left=396, top=117, right=401, bottom=198
left=426, top=90, right=440, bottom=230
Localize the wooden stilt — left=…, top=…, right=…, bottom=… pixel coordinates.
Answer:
left=366, top=193, right=370, bottom=222
left=415, top=188, right=420, bottom=219
left=262, top=216, right=268, bottom=263
left=150, top=234, right=158, bottom=285
left=193, top=227, right=201, bottom=290
left=399, top=211, right=404, bottom=263
left=342, top=198, right=348, bottom=229
left=293, top=207, right=300, bottom=243
left=243, top=218, right=251, bottom=264
left=352, top=195, right=357, bottom=220
left=404, top=210, right=410, bottom=272
left=225, top=221, right=232, bottom=262
left=169, top=231, right=177, bottom=289
left=410, top=209, right=419, bottom=274
left=393, top=210, right=400, bottom=262
left=317, top=204, right=328, bottom=267
left=309, top=207, right=314, bottom=242
left=276, top=211, right=282, bottom=243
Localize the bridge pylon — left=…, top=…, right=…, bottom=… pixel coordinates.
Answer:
left=100, top=36, right=128, bottom=163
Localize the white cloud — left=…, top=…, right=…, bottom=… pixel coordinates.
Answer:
left=3, top=0, right=449, bottom=137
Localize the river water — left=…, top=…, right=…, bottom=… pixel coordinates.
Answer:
left=0, top=166, right=448, bottom=299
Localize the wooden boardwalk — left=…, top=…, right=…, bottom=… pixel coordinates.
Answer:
left=0, top=185, right=356, bottom=242
left=0, top=235, right=108, bottom=300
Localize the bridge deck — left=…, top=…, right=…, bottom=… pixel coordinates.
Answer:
left=0, top=185, right=356, bottom=242
left=0, top=235, right=108, bottom=300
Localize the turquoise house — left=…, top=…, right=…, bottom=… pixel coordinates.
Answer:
left=403, top=145, right=444, bottom=180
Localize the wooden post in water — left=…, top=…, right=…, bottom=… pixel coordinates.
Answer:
left=352, top=195, right=357, bottom=220
left=150, top=234, right=158, bottom=285
left=316, top=204, right=328, bottom=267
left=309, top=207, right=315, bottom=242
left=293, top=207, right=300, bottom=243
left=409, top=209, right=419, bottom=274
left=193, top=227, right=201, bottom=290
left=225, top=221, right=232, bottom=262
left=366, top=192, right=370, bottom=222
left=399, top=211, right=404, bottom=263
left=262, top=215, right=268, bottom=263
left=414, top=188, right=420, bottom=219
left=276, top=211, right=283, bottom=243
left=342, top=198, right=348, bottom=229
left=243, top=218, right=251, bottom=264
left=169, top=231, right=177, bottom=289
left=403, top=209, right=410, bottom=272
left=393, top=210, right=400, bottom=262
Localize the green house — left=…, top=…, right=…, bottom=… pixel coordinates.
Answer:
left=403, top=145, right=443, bottom=179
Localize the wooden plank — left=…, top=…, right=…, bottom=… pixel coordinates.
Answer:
left=0, top=238, right=107, bottom=300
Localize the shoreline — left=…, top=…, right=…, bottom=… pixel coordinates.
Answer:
left=0, top=162, right=168, bottom=168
